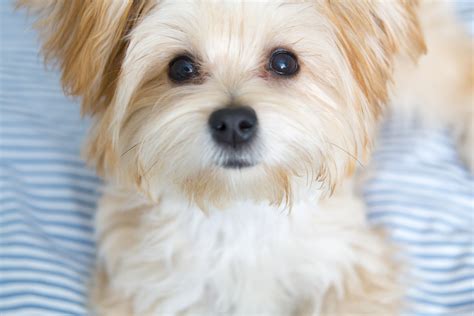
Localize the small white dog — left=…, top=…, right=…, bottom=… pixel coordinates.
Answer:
left=21, top=0, right=472, bottom=315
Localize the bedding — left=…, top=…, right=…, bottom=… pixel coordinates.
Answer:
left=0, top=1, right=472, bottom=315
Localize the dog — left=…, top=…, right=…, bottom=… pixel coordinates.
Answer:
left=20, top=0, right=472, bottom=315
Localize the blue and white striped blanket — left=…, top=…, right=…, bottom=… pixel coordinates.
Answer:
left=1, top=2, right=473, bottom=315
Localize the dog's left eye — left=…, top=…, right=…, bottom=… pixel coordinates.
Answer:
left=168, top=55, right=199, bottom=82
left=269, top=49, right=299, bottom=76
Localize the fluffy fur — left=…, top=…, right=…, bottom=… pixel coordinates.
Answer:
left=20, top=0, right=472, bottom=315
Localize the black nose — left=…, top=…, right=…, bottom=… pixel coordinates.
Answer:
left=208, top=106, right=258, bottom=148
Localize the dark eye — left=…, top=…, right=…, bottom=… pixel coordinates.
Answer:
left=168, top=55, right=199, bottom=82
left=269, top=49, right=299, bottom=76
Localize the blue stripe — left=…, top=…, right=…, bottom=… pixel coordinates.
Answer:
left=0, top=242, right=94, bottom=262
left=1, top=158, right=87, bottom=167
left=366, top=179, right=469, bottom=196
left=410, top=253, right=474, bottom=261
left=0, top=211, right=94, bottom=232
left=365, top=187, right=472, bottom=202
left=1, top=191, right=98, bottom=207
left=1, top=146, right=82, bottom=153
left=0, top=182, right=99, bottom=197
left=370, top=222, right=473, bottom=236
left=0, top=131, right=84, bottom=141
left=392, top=238, right=473, bottom=247
left=368, top=211, right=469, bottom=229
left=407, top=296, right=474, bottom=309
left=0, top=228, right=95, bottom=248
left=412, top=275, right=474, bottom=286
left=415, top=264, right=474, bottom=273
left=0, top=267, right=83, bottom=284
left=1, top=190, right=97, bottom=206
left=0, top=303, right=84, bottom=315
left=0, top=292, right=85, bottom=308
left=414, top=287, right=474, bottom=298
left=0, top=279, right=86, bottom=297
left=0, top=255, right=90, bottom=276
left=0, top=201, right=94, bottom=219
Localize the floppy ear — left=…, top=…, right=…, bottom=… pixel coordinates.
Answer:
left=18, top=0, right=153, bottom=115
left=324, top=0, right=426, bottom=114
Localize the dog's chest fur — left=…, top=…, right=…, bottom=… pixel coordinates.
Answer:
left=96, top=186, right=378, bottom=315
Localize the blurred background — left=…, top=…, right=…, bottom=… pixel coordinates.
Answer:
left=0, top=1, right=472, bottom=315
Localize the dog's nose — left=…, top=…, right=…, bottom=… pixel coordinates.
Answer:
left=208, top=106, right=258, bottom=148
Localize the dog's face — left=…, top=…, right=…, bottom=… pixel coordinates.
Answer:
left=29, top=0, right=424, bottom=207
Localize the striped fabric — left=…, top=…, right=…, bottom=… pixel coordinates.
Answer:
left=365, top=117, right=474, bottom=315
left=0, top=1, right=473, bottom=315
left=0, top=3, right=100, bottom=315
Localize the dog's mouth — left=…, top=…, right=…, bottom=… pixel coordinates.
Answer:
left=214, top=148, right=260, bottom=169
left=221, top=157, right=255, bottom=169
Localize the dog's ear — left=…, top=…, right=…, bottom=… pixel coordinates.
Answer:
left=324, top=0, right=426, bottom=114
left=18, top=0, right=153, bottom=115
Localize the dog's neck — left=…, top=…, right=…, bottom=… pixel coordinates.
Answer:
left=101, top=176, right=360, bottom=224
left=96, top=179, right=369, bottom=314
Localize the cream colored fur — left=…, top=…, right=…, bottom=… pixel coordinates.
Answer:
left=391, top=1, right=473, bottom=170
left=20, top=0, right=472, bottom=315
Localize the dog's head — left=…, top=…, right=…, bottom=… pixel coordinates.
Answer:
left=25, top=0, right=425, bottom=207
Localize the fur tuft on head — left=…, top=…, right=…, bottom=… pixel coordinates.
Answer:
left=18, top=0, right=154, bottom=115
left=324, top=0, right=426, bottom=116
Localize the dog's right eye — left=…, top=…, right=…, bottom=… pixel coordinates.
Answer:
left=168, top=56, right=199, bottom=83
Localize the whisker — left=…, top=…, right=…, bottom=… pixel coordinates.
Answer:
left=121, top=142, right=140, bottom=157
left=328, top=142, right=365, bottom=169
left=143, top=158, right=161, bottom=178
left=142, top=137, right=190, bottom=177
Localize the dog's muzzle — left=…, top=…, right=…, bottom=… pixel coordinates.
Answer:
left=208, top=106, right=258, bottom=168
